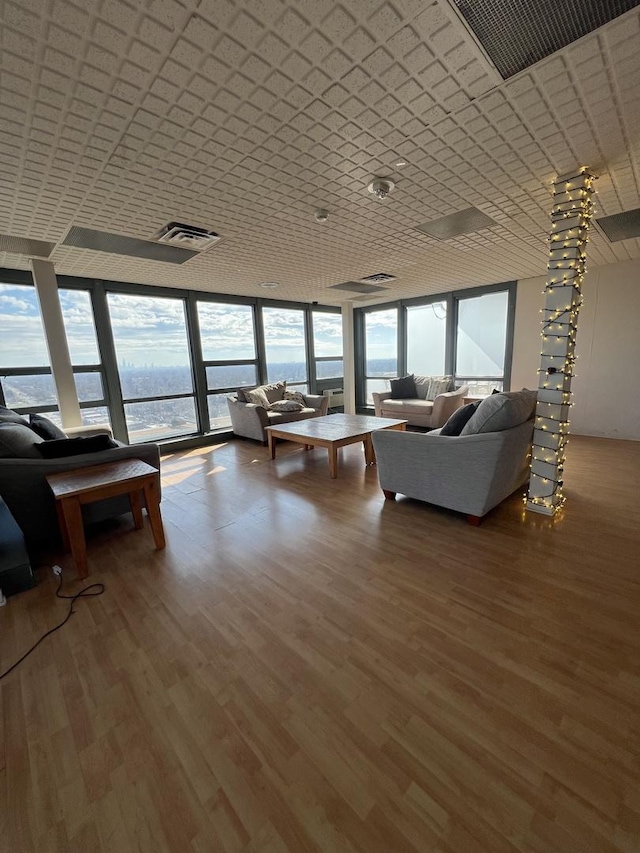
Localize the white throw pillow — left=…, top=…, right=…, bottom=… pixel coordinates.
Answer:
left=245, top=387, right=271, bottom=409
left=284, top=390, right=307, bottom=406
left=427, top=377, right=452, bottom=400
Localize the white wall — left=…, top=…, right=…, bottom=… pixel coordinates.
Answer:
left=512, top=257, right=640, bottom=441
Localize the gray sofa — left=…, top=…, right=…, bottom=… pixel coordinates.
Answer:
left=373, top=380, right=468, bottom=428
left=0, top=414, right=161, bottom=549
left=372, top=390, right=536, bottom=523
left=227, top=383, right=329, bottom=443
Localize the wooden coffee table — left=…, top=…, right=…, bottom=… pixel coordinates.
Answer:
left=265, top=413, right=407, bottom=479
left=47, top=458, right=165, bottom=579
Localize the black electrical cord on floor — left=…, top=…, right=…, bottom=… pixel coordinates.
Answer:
left=0, top=570, right=105, bottom=681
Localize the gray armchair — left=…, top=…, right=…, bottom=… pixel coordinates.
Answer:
left=227, top=393, right=328, bottom=443
left=372, top=419, right=534, bottom=523
left=0, top=441, right=161, bottom=550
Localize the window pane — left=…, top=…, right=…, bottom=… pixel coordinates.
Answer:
left=312, top=312, right=342, bottom=357
left=456, top=291, right=509, bottom=377
left=365, top=378, right=391, bottom=405
left=315, top=359, right=343, bottom=379
left=80, top=406, right=111, bottom=428
left=124, top=398, right=197, bottom=443
left=59, top=289, right=100, bottom=365
left=262, top=307, right=307, bottom=383
left=206, top=364, right=257, bottom=390
left=74, top=372, right=104, bottom=402
left=0, top=283, right=50, bottom=367
left=107, top=293, right=193, bottom=398
left=406, top=301, right=446, bottom=376
left=197, top=302, right=256, bottom=360
left=365, top=309, right=397, bottom=377
left=2, top=374, right=57, bottom=408
left=207, top=393, right=232, bottom=430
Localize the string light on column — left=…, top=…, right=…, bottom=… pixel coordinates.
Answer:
left=526, top=166, right=596, bottom=516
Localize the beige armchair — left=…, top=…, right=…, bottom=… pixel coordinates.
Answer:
left=373, top=385, right=468, bottom=429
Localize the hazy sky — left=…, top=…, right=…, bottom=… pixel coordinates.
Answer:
left=0, top=283, right=344, bottom=369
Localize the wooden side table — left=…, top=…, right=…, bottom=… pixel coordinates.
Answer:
left=47, top=458, right=165, bottom=579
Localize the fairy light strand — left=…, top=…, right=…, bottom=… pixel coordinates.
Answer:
left=526, top=166, right=596, bottom=516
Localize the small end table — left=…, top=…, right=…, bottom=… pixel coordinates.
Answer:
left=47, top=458, right=165, bottom=579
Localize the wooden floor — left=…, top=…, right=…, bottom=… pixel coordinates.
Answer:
left=1, top=434, right=639, bottom=852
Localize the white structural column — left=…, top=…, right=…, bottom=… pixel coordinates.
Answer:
left=31, top=259, right=82, bottom=429
left=341, top=302, right=356, bottom=414
left=526, top=167, right=595, bottom=515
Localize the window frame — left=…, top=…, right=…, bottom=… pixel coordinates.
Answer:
left=355, top=282, right=516, bottom=411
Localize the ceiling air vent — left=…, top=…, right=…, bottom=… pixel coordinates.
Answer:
left=415, top=207, right=498, bottom=240
left=0, top=233, right=56, bottom=258
left=360, top=272, right=396, bottom=283
left=154, top=221, right=221, bottom=251
left=452, top=0, right=638, bottom=80
left=596, top=208, right=640, bottom=243
left=62, top=226, right=198, bottom=264
left=328, top=281, right=389, bottom=294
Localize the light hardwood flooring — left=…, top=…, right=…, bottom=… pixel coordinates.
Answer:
left=1, top=434, right=639, bottom=852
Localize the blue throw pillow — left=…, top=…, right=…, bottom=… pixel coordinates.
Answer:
left=38, top=434, right=117, bottom=458
left=439, top=401, right=480, bottom=436
left=29, top=413, right=67, bottom=440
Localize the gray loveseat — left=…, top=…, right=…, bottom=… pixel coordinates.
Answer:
left=227, top=381, right=329, bottom=443
left=372, top=390, right=536, bottom=523
left=0, top=410, right=160, bottom=550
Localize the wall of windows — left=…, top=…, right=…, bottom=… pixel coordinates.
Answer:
left=356, top=282, right=515, bottom=409
left=0, top=270, right=342, bottom=445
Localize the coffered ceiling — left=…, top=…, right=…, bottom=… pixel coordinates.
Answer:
left=1, top=0, right=639, bottom=305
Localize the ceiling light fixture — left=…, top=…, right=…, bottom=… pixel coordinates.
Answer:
left=314, top=209, right=329, bottom=222
left=394, top=159, right=407, bottom=168
left=259, top=281, right=279, bottom=289
left=367, top=178, right=395, bottom=200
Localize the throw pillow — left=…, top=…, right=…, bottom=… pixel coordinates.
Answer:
left=0, top=422, right=44, bottom=458
left=390, top=374, right=417, bottom=399
left=0, top=405, right=28, bottom=425
left=261, top=381, right=287, bottom=404
left=29, top=413, right=67, bottom=440
left=38, top=434, right=117, bottom=458
left=269, top=399, right=304, bottom=412
left=245, top=387, right=271, bottom=409
left=439, top=401, right=481, bottom=436
left=235, top=389, right=249, bottom=402
left=427, top=376, right=453, bottom=400
left=284, top=390, right=307, bottom=406
left=413, top=375, right=431, bottom=400
left=461, top=389, right=538, bottom=435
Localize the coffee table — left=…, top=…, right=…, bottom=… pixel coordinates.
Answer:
left=47, top=458, right=165, bottom=579
left=265, top=413, right=407, bottom=479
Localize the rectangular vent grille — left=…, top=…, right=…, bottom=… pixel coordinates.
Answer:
left=360, top=272, right=396, bottom=283
left=62, top=226, right=198, bottom=264
left=328, top=281, right=389, bottom=294
left=415, top=207, right=498, bottom=240
left=0, top=234, right=56, bottom=258
left=453, top=0, right=639, bottom=79
left=596, top=208, right=640, bottom=242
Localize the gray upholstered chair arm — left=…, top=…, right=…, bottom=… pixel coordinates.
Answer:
left=372, top=391, right=391, bottom=417
left=303, top=394, right=329, bottom=415
left=227, top=396, right=270, bottom=443
left=430, top=385, right=468, bottom=428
